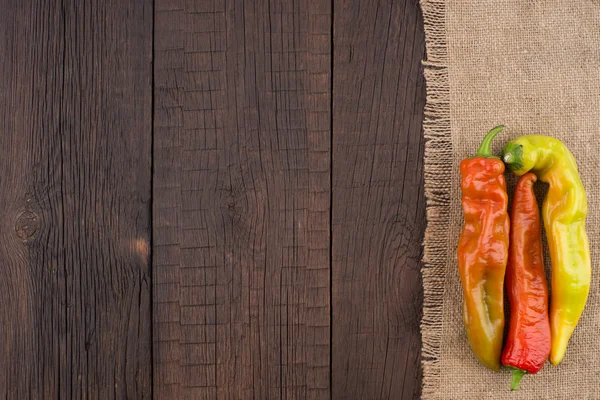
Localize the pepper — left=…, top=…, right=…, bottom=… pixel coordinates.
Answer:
left=502, top=135, right=590, bottom=365
left=501, top=172, right=550, bottom=390
left=458, top=126, right=509, bottom=370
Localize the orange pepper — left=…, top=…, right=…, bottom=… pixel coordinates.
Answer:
left=458, top=126, right=509, bottom=370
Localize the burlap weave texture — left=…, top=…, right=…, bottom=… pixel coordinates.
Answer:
left=421, top=1, right=600, bottom=399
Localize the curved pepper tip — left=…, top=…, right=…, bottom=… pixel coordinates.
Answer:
left=549, top=347, right=566, bottom=366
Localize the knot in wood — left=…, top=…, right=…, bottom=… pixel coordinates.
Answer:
left=15, top=211, right=39, bottom=241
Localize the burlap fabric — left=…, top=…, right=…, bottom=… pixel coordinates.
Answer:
left=420, top=1, right=600, bottom=399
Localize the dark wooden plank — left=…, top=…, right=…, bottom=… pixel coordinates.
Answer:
left=152, top=0, right=331, bottom=398
left=0, top=0, right=152, bottom=398
left=332, top=0, right=426, bottom=398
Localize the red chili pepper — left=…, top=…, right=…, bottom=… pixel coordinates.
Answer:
left=501, top=172, right=551, bottom=390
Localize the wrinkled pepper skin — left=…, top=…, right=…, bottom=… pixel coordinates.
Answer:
left=501, top=173, right=550, bottom=390
left=502, top=136, right=590, bottom=366
left=458, top=126, right=509, bottom=370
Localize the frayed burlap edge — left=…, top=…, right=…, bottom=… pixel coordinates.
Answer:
left=420, top=0, right=451, bottom=399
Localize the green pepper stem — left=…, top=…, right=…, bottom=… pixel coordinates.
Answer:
left=476, top=125, right=504, bottom=157
left=510, top=368, right=527, bottom=391
left=501, top=141, right=525, bottom=172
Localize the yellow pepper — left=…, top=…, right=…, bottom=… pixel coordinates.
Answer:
left=502, top=136, right=591, bottom=365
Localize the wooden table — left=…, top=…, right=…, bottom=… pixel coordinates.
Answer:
left=1, top=0, right=425, bottom=398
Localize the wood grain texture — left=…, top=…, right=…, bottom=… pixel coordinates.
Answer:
left=152, top=0, right=332, bottom=398
left=0, top=0, right=152, bottom=398
left=0, top=0, right=428, bottom=397
left=332, top=0, right=426, bottom=399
